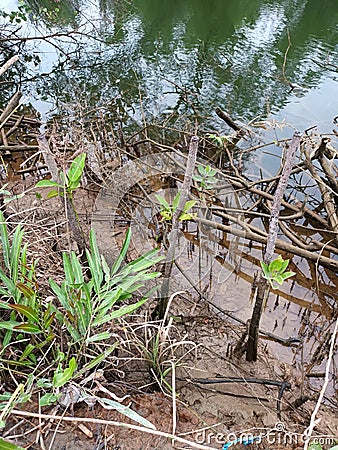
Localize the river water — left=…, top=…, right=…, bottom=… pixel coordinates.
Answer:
left=1, top=0, right=337, bottom=129
left=1, top=0, right=338, bottom=384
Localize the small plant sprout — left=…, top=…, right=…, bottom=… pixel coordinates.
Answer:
left=193, top=164, right=217, bottom=190
left=155, top=192, right=197, bottom=222
left=260, top=255, right=296, bottom=289
left=35, top=153, right=86, bottom=199
left=207, top=133, right=232, bottom=148
left=0, top=183, right=24, bottom=203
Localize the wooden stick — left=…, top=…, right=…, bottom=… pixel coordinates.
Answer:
left=9, top=409, right=218, bottom=450
left=0, top=92, right=22, bottom=126
left=0, top=55, right=19, bottom=77
left=157, top=136, right=199, bottom=319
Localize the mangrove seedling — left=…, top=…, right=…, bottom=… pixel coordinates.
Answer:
left=155, top=192, right=196, bottom=222
left=260, top=255, right=296, bottom=289
left=193, top=164, right=217, bottom=190
left=35, top=153, right=86, bottom=200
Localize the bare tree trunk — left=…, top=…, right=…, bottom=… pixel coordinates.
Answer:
left=156, top=136, right=199, bottom=320
left=246, top=131, right=301, bottom=362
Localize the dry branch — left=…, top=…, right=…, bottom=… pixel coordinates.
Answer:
left=0, top=55, right=19, bottom=77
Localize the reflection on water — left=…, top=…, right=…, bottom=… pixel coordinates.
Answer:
left=1, top=0, right=337, bottom=128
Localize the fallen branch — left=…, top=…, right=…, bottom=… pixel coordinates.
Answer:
left=196, top=216, right=338, bottom=271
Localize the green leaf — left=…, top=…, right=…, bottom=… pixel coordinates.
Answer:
left=111, top=228, right=131, bottom=276
left=53, top=357, right=77, bottom=388
left=308, top=443, right=322, bottom=450
left=0, top=210, right=10, bottom=269
left=160, top=210, right=172, bottom=221
left=14, top=323, right=41, bottom=334
left=0, top=321, right=21, bottom=331
left=172, top=192, right=180, bottom=211
left=98, top=397, right=156, bottom=429
left=46, top=189, right=59, bottom=199
left=0, top=438, right=25, bottom=450
left=260, top=261, right=271, bottom=279
left=183, top=200, right=197, bottom=213
left=93, top=297, right=148, bottom=327
left=0, top=268, right=17, bottom=297
left=269, top=257, right=283, bottom=273
left=9, top=304, right=39, bottom=323
left=67, top=154, right=86, bottom=186
left=279, top=258, right=290, bottom=273
left=155, top=194, right=171, bottom=211
left=281, top=271, right=296, bottom=280
left=197, top=164, right=206, bottom=175
left=39, top=393, right=60, bottom=406
left=179, top=213, right=195, bottom=221
left=86, top=331, right=111, bottom=344
left=19, top=343, right=35, bottom=361
left=9, top=225, right=23, bottom=283
left=35, top=180, right=60, bottom=188
left=74, top=343, right=118, bottom=379
left=193, top=174, right=204, bottom=182
left=70, top=252, right=84, bottom=284
left=36, top=378, right=53, bottom=388
left=16, top=282, right=35, bottom=300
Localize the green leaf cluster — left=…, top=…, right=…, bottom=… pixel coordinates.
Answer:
left=193, top=164, right=218, bottom=190
left=207, top=133, right=232, bottom=148
left=35, top=153, right=86, bottom=199
left=260, top=255, right=296, bottom=289
left=155, top=192, right=197, bottom=222
left=49, top=228, right=163, bottom=345
left=0, top=212, right=162, bottom=419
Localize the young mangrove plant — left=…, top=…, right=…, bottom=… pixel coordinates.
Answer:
left=193, top=164, right=218, bottom=191
left=260, top=255, right=295, bottom=289
left=155, top=192, right=196, bottom=222
left=35, top=153, right=87, bottom=253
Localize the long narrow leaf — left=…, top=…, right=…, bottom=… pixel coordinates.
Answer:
left=111, top=228, right=131, bottom=276
left=14, top=323, right=41, bottom=334
left=86, top=331, right=111, bottom=344
left=98, top=397, right=156, bottom=430
left=0, top=268, right=18, bottom=298
left=35, top=180, right=60, bottom=188
left=74, top=343, right=118, bottom=379
left=0, top=211, right=10, bottom=269
left=93, top=297, right=148, bottom=327
left=70, top=252, right=84, bottom=284
left=9, top=304, right=39, bottom=323
left=0, top=321, right=21, bottom=330
left=0, top=438, right=25, bottom=450
left=86, top=246, right=102, bottom=294
left=49, top=279, right=71, bottom=311
left=62, top=252, right=74, bottom=284
left=9, top=225, right=23, bottom=283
